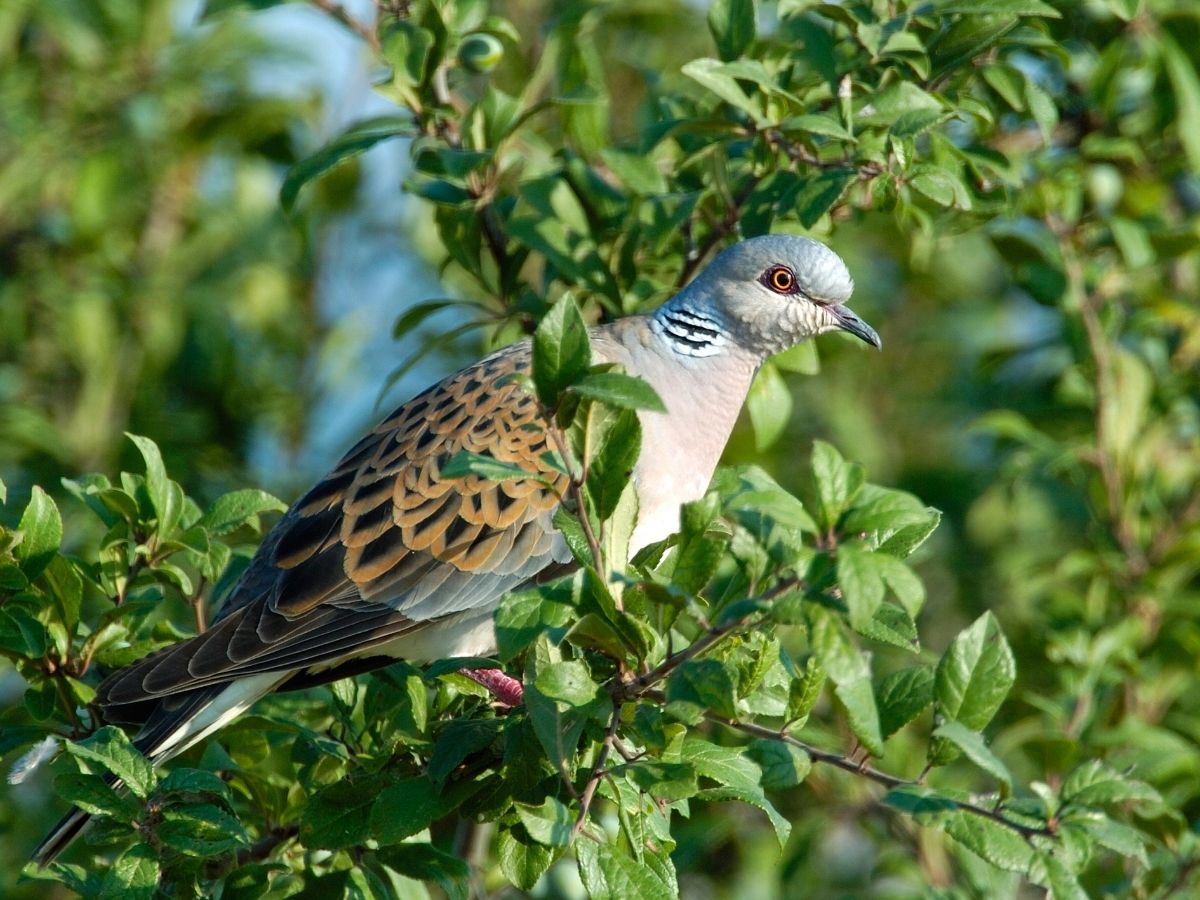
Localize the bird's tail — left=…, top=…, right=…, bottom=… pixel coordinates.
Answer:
left=29, top=670, right=288, bottom=866
left=30, top=801, right=103, bottom=866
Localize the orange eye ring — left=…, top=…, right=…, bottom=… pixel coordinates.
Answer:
left=767, top=266, right=795, bottom=293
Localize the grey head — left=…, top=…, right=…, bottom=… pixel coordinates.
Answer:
left=654, top=234, right=880, bottom=359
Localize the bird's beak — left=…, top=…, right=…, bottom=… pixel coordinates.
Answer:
left=830, top=305, right=882, bottom=349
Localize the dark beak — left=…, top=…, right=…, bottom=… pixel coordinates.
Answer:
left=830, top=305, right=882, bottom=349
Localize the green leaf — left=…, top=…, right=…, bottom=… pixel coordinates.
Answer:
left=494, top=582, right=575, bottom=662
left=772, top=340, right=820, bottom=375
left=619, top=760, right=700, bottom=801
left=833, top=675, right=884, bottom=756
left=684, top=736, right=762, bottom=792
left=876, top=665, right=934, bottom=740
left=933, top=721, right=1013, bottom=791
left=157, top=802, right=250, bottom=856
left=707, top=0, right=756, bottom=61
left=427, top=718, right=504, bottom=789
left=943, top=811, right=1035, bottom=873
left=1023, top=79, right=1058, bottom=144
left=882, top=784, right=959, bottom=817
left=303, top=771, right=390, bottom=849
left=747, top=739, right=812, bottom=791
left=441, top=450, right=535, bottom=482
left=935, top=611, right=1016, bottom=732
left=97, top=843, right=159, bottom=900
left=856, top=602, right=920, bottom=652
left=15, top=486, right=62, bottom=578
left=377, top=844, right=470, bottom=900
left=533, top=295, right=591, bottom=406
left=370, top=775, right=481, bottom=846
left=667, top=658, right=738, bottom=719
left=681, top=58, right=768, bottom=127
left=874, top=554, right=926, bottom=617
left=585, top=406, right=642, bottom=522
left=281, top=116, right=414, bottom=212
left=126, top=433, right=182, bottom=536
left=157, top=767, right=233, bottom=801
left=65, top=727, right=156, bottom=799
left=1160, top=33, right=1200, bottom=173
left=936, top=0, right=1060, bottom=15
left=569, top=372, right=665, bottom=412
left=785, top=656, right=826, bottom=725
left=837, top=545, right=885, bottom=629
left=794, top=170, right=856, bottom=228
left=1061, top=760, right=1162, bottom=808
left=696, top=785, right=792, bottom=848
left=498, top=824, right=557, bottom=891
left=54, top=772, right=141, bottom=822
left=514, top=796, right=574, bottom=847
left=746, top=362, right=793, bottom=451
left=197, top=489, right=286, bottom=535
left=1069, top=813, right=1149, bottom=867
left=525, top=647, right=610, bottom=776
left=810, top=441, right=863, bottom=529
left=1030, top=851, right=1088, bottom=900
left=807, top=603, right=869, bottom=684
left=534, top=659, right=601, bottom=707
left=576, top=835, right=676, bottom=900
left=391, top=299, right=458, bottom=339
left=0, top=605, right=48, bottom=657
left=890, top=108, right=952, bottom=139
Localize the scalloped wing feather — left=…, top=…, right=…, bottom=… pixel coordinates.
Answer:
left=98, top=341, right=571, bottom=709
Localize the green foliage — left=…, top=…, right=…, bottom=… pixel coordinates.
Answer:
left=2, top=0, right=1199, bottom=897
left=0, top=0, right=323, bottom=493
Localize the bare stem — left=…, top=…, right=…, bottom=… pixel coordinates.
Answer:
left=310, top=0, right=381, bottom=53
left=572, top=706, right=622, bottom=841
left=692, top=701, right=1056, bottom=841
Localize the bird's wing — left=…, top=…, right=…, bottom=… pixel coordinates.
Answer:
left=98, top=341, right=571, bottom=711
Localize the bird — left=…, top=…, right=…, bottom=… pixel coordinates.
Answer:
left=31, top=233, right=879, bottom=863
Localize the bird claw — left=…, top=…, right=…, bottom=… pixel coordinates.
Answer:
left=460, top=667, right=524, bottom=706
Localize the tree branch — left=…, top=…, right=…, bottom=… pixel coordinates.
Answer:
left=310, top=0, right=381, bottom=54
left=572, top=706, right=621, bottom=840
left=698, top=706, right=1056, bottom=841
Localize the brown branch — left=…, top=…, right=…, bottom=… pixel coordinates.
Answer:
left=310, top=0, right=381, bottom=54
left=621, top=614, right=755, bottom=699
left=619, top=579, right=800, bottom=699
left=675, top=176, right=762, bottom=289
left=190, top=576, right=208, bottom=634
left=695, top=705, right=1056, bottom=842
left=572, top=707, right=622, bottom=841
left=206, top=825, right=300, bottom=880
left=544, top=420, right=604, bottom=575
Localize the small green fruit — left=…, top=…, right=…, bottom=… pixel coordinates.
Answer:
left=458, top=33, right=503, bottom=74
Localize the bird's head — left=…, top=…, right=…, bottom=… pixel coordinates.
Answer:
left=672, top=234, right=880, bottom=358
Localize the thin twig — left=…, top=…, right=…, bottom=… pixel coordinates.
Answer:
left=544, top=421, right=604, bottom=573
left=310, top=0, right=381, bottom=54
left=190, top=576, right=208, bottom=634
left=620, top=579, right=800, bottom=699
left=674, top=176, right=762, bottom=288
left=623, top=614, right=755, bottom=698
left=572, top=707, right=622, bottom=840
left=696, top=705, right=1056, bottom=841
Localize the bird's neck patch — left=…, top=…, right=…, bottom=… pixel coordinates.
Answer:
left=651, top=305, right=727, bottom=357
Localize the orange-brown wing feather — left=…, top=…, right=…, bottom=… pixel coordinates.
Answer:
left=99, top=342, right=571, bottom=709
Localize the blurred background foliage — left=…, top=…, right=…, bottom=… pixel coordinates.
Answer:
left=2, top=0, right=1199, bottom=897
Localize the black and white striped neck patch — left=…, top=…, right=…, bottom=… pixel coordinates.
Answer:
left=651, top=306, right=727, bottom=357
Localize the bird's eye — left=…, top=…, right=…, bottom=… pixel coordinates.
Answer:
left=765, top=265, right=796, bottom=293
